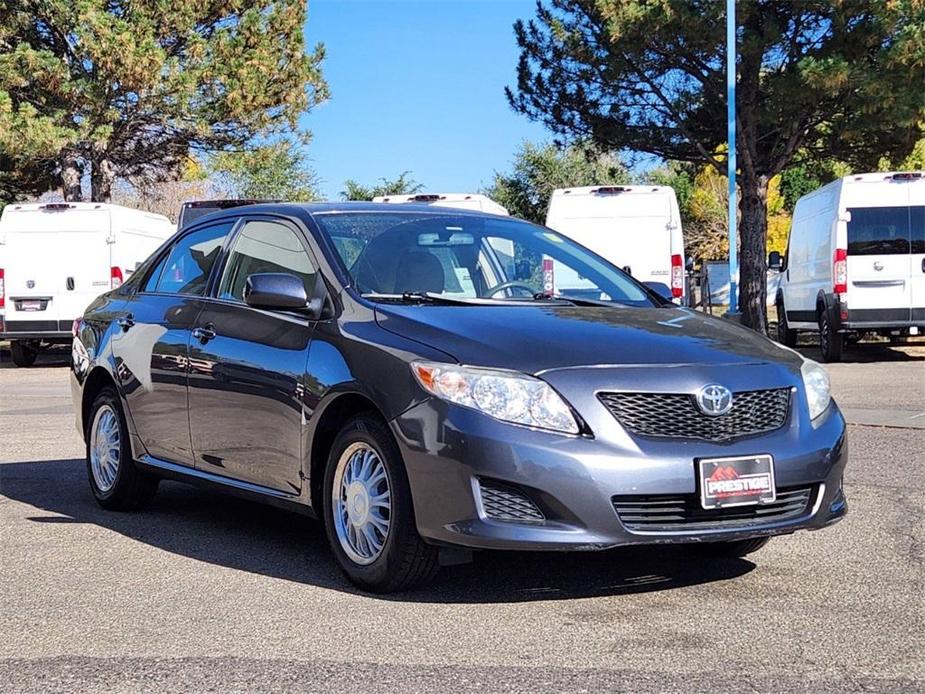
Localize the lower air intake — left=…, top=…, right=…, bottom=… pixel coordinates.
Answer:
left=478, top=478, right=545, bottom=523
left=612, top=486, right=815, bottom=532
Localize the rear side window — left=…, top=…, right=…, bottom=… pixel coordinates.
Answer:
left=156, top=222, right=234, bottom=295
left=218, top=220, right=316, bottom=302
left=847, top=207, right=910, bottom=255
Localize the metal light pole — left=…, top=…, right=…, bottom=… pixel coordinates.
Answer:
left=726, top=0, right=738, bottom=315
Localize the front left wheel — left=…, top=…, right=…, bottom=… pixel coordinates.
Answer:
left=323, top=415, right=439, bottom=593
left=86, top=387, right=159, bottom=510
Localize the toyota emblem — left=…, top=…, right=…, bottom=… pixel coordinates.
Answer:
left=696, top=384, right=733, bottom=416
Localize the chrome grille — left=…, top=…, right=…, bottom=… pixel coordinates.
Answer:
left=478, top=478, right=544, bottom=523
left=598, top=388, right=791, bottom=442
left=613, top=486, right=814, bottom=532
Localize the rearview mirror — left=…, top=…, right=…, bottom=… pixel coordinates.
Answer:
left=244, top=273, right=309, bottom=311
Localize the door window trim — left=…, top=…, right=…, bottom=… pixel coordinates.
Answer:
left=203, top=214, right=324, bottom=308
left=135, top=219, right=241, bottom=298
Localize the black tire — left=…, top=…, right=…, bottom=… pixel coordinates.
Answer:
left=85, top=387, right=158, bottom=510
left=775, top=297, right=797, bottom=347
left=818, top=309, right=844, bottom=363
left=10, top=340, right=37, bottom=367
left=694, top=536, right=771, bottom=558
left=323, top=414, right=439, bottom=593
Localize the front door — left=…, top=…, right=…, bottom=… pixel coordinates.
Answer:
left=113, top=221, right=234, bottom=465
left=187, top=218, right=317, bottom=493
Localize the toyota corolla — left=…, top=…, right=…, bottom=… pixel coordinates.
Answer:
left=70, top=203, right=847, bottom=592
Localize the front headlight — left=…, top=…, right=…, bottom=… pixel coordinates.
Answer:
left=801, top=359, right=831, bottom=420
left=411, top=361, right=580, bottom=434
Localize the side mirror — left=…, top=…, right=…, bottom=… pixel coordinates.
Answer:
left=768, top=251, right=782, bottom=271
left=685, top=256, right=694, bottom=272
left=244, top=273, right=309, bottom=311
left=643, top=281, right=673, bottom=301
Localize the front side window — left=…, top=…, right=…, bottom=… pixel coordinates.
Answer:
left=847, top=207, right=911, bottom=256
left=156, top=222, right=233, bottom=295
left=315, top=212, right=654, bottom=306
left=218, top=220, right=316, bottom=302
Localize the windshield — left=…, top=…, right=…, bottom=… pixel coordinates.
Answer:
left=314, top=212, right=657, bottom=306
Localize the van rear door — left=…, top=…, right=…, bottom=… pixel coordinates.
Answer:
left=4, top=206, right=112, bottom=332
left=547, top=190, right=672, bottom=286
left=908, top=178, right=925, bottom=324
left=845, top=204, right=912, bottom=324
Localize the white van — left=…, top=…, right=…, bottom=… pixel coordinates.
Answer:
left=544, top=186, right=686, bottom=300
left=372, top=193, right=509, bottom=216
left=0, top=202, right=174, bottom=366
left=775, top=171, right=925, bottom=362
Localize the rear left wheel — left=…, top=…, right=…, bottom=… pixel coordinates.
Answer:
left=10, top=340, right=38, bottom=367
left=323, top=415, right=439, bottom=593
left=86, top=387, right=159, bottom=510
left=818, top=310, right=844, bottom=363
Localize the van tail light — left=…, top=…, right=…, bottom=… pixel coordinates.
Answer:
left=670, top=254, right=684, bottom=298
left=0, top=268, right=5, bottom=309
left=110, top=266, right=123, bottom=289
left=833, top=248, right=847, bottom=294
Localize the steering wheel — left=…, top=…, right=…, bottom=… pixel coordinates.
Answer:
left=484, top=281, right=537, bottom=298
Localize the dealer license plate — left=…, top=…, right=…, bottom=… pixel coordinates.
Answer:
left=698, top=455, right=776, bottom=510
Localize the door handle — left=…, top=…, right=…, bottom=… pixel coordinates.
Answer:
left=921, top=258, right=924, bottom=273
left=192, top=324, right=216, bottom=342
left=116, top=314, right=135, bottom=331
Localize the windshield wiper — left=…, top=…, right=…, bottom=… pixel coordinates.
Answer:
left=361, top=292, right=487, bottom=305
left=527, top=293, right=640, bottom=309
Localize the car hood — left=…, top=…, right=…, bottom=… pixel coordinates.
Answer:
left=374, top=304, right=802, bottom=374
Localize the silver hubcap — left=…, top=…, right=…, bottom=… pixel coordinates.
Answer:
left=90, top=405, right=121, bottom=492
left=332, top=442, right=392, bottom=566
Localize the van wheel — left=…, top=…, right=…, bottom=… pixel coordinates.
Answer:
left=10, top=340, right=38, bottom=367
left=323, top=415, right=439, bottom=593
left=818, top=311, right=844, bottom=363
left=775, top=298, right=797, bottom=347
left=695, top=537, right=771, bottom=558
left=86, top=387, right=159, bottom=510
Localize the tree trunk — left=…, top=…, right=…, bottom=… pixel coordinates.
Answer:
left=738, top=172, right=769, bottom=333
left=90, top=158, right=116, bottom=202
left=60, top=155, right=83, bottom=201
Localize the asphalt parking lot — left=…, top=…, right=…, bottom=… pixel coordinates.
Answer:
left=1, top=343, right=923, bottom=693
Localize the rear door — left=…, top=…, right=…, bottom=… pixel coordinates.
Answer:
left=5, top=207, right=111, bottom=332
left=113, top=220, right=234, bottom=466
left=547, top=191, right=672, bottom=286
left=187, top=217, right=315, bottom=493
left=846, top=205, right=912, bottom=323
left=908, top=180, right=925, bottom=323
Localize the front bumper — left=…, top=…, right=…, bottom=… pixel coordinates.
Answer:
left=392, top=380, right=848, bottom=551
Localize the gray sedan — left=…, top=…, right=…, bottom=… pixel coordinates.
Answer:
left=70, top=203, right=846, bottom=592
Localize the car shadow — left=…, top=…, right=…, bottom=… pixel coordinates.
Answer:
left=0, top=458, right=756, bottom=602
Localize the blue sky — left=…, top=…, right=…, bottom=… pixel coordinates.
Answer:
left=303, top=0, right=549, bottom=199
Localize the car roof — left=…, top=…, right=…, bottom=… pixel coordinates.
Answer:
left=183, top=201, right=510, bottom=228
